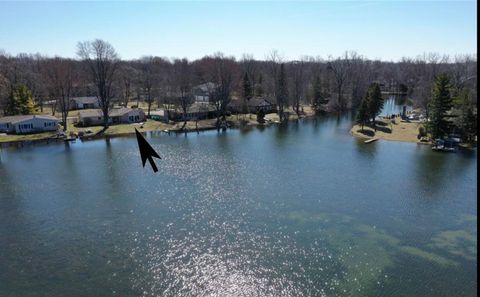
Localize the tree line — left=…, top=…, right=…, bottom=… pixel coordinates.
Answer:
left=0, top=40, right=477, bottom=133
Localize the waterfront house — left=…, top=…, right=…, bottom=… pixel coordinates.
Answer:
left=0, top=115, right=59, bottom=134
left=228, top=97, right=274, bottom=114
left=109, top=107, right=146, bottom=124
left=78, top=109, right=105, bottom=126
left=192, top=82, right=217, bottom=103
left=77, top=108, right=146, bottom=126
left=173, top=103, right=216, bottom=121
left=149, top=109, right=169, bottom=123
left=70, top=97, right=101, bottom=110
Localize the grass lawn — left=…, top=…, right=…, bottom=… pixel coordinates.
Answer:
left=0, top=131, right=58, bottom=143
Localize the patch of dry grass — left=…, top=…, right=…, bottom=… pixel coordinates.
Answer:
left=351, top=116, right=426, bottom=143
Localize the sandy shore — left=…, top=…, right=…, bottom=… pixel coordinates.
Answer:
left=350, top=116, right=428, bottom=143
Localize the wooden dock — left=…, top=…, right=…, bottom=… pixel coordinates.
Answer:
left=364, top=138, right=378, bottom=144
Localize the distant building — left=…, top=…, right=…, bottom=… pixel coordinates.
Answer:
left=149, top=109, right=169, bottom=123
left=192, top=82, right=217, bottom=103
left=70, top=97, right=101, bottom=110
left=77, top=108, right=146, bottom=126
left=228, top=97, right=275, bottom=114
left=0, top=115, right=59, bottom=134
left=173, top=103, right=216, bottom=121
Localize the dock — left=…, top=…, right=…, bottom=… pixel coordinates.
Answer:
left=364, top=138, right=378, bottom=144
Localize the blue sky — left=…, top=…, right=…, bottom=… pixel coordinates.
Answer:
left=0, top=1, right=476, bottom=61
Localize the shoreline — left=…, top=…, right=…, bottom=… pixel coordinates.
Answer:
left=0, top=110, right=317, bottom=146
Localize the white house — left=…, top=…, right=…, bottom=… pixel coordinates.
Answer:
left=0, top=115, right=59, bottom=134
left=70, top=97, right=101, bottom=110
left=109, top=107, right=146, bottom=124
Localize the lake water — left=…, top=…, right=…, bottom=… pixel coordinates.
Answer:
left=0, top=108, right=477, bottom=296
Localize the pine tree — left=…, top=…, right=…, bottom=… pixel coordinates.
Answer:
left=456, top=89, right=477, bottom=143
left=428, top=73, right=453, bottom=139
left=242, top=72, right=252, bottom=114
left=5, top=84, right=35, bottom=115
left=311, top=75, right=328, bottom=113
left=242, top=72, right=252, bottom=100
left=356, top=96, right=370, bottom=131
left=255, top=73, right=264, bottom=97
left=366, top=83, right=384, bottom=131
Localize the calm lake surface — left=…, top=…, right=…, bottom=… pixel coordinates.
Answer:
left=0, top=107, right=477, bottom=296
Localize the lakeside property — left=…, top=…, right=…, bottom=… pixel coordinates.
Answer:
left=0, top=103, right=317, bottom=144
left=350, top=115, right=426, bottom=144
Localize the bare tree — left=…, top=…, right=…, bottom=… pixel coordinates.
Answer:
left=290, top=59, right=307, bottom=117
left=77, top=39, right=119, bottom=128
left=265, top=49, right=283, bottom=98
left=118, top=63, right=136, bottom=107
left=172, top=58, right=193, bottom=131
left=138, top=56, right=160, bottom=116
left=44, top=58, right=75, bottom=131
left=207, top=53, right=236, bottom=130
left=327, top=52, right=352, bottom=111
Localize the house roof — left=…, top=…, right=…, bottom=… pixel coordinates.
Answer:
left=79, top=109, right=103, bottom=118
left=0, top=114, right=59, bottom=124
left=175, top=103, right=216, bottom=113
left=79, top=108, right=144, bottom=118
left=227, top=98, right=273, bottom=110
left=149, top=110, right=166, bottom=117
left=248, top=97, right=273, bottom=107
left=193, top=82, right=217, bottom=93
left=71, top=97, right=99, bottom=104
left=110, top=107, right=132, bottom=117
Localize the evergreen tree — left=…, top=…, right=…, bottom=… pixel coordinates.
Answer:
left=456, top=89, right=477, bottom=143
left=255, top=73, right=264, bottom=97
left=242, top=72, right=252, bottom=114
left=428, top=73, right=453, bottom=139
left=311, top=75, right=328, bottom=113
left=242, top=72, right=253, bottom=101
left=356, top=96, right=370, bottom=131
left=5, top=84, right=35, bottom=115
left=276, top=63, right=288, bottom=122
left=366, top=83, right=384, bottom=131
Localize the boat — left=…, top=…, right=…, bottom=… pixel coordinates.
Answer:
left=432, top=139, right=457, bottom=152
left=364, top=138, right=378, bottom=144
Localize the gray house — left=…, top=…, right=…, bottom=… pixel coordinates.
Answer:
left=78, top=108, right=146, bottom=126
left=70, top=97, right=101, bottom=110
left=0, top=115, right=59, bottom=134
left=173, top=103, right=216, bottom=121
left=192, top=82, right=217, bottom=103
